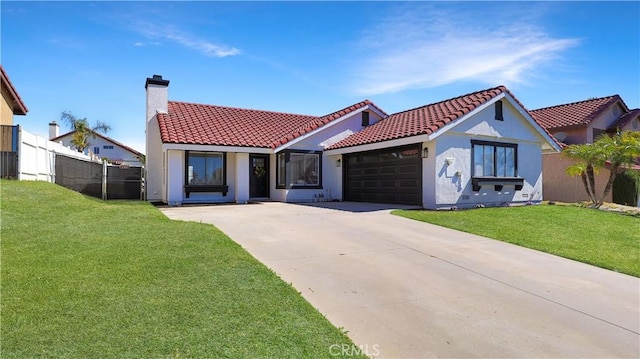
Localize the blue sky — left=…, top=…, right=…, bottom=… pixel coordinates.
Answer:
left=2, top=1, right=639, bottom=154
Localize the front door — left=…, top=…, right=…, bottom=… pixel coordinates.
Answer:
left=249, top=154, right=269, bottom=198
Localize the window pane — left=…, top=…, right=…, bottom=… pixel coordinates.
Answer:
left=483, top=145, right=494, bottom=177
left=207, top=155, right=223, bottom=185
left=505, top=147, right=515, bottom=177
left=290, top=153, right=305, bottom=185
left=304, top=154, right=319, bottom=185
left=474, top=145, right=484, bottom=176
left=496, top=147, right=506, bottom=177
left=188, top=155, right=206, bottom=184
left=277, top=153, right=286, bottom=187
left=289, top=153, right=319, bottom=186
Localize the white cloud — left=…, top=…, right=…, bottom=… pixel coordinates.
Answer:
left=132, top=22, right=240, bottom=58
left=348, top=4, right=580, bottom=95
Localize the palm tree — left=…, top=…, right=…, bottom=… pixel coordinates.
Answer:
left=563, top=131, right=640, bottom=207
left=61, top=111, right=111, bottom=153
left=594, top=131, right=640, bottom=207
left=563, top=142, right=604, bottom=205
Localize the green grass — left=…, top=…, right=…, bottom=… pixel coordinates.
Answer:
left=0, top=180, right=365, bottom=358
left=393, top=205, right=640, bottom=277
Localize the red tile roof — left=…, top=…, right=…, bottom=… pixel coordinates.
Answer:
left=157, top=100, right=378, bottom=148
left=327, top=86, right=512, bottom=150
left=0, top=65, right=28, bottom=115
left=608, top=108, right=640, bottom=131
left=529, top=95, right=625, bottom=131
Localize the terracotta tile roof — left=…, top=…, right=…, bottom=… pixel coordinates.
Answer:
left=529, top=95, right=624, bottom=131
left=158, top=100, right=376, bottom=149
left=0, top=65, right=28, bottom=115
left=327, top=86, right=512, bottom=150
left=608, top=108, right=640, bottom=131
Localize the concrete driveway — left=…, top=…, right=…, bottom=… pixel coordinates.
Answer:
left=161, top=202, right=640, bottom=358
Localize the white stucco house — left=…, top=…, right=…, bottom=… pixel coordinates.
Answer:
left=49, top=122, right=144, bottom=167
left=145, top=75, right=560, bottom=209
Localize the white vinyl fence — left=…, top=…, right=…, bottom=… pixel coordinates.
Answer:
left=17, top=125, right=99, bottom=181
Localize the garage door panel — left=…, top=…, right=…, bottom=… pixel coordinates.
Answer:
left=379, top=166, right=397, bottom=174
left=344, top=145, right=421, bottom=205
left=398, top=180, right=419, bottom=188
left=399, top=165, right=419, bottom=173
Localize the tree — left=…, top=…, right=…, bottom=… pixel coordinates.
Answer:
left=563, top=131, right=640, bottom=207
left=563, top=143, right=603, bottom=204
left=61, top=111, right=111, bottom=153
left=595, top=131, right=640, bottom=206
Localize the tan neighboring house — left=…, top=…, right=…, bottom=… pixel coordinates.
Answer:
left=1, top=66, right=28, bottom=154
left=1, top=65, right=28, bottom=125
left=530, top=95, right=640, bottom=204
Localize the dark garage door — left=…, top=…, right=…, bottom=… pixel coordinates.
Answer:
left=344, top=145, right=422, bottom=205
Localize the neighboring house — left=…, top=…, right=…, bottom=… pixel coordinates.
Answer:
left=0, top=65, right=28, bottom=126
left=1, top=65, right=28, bottom=153
left=145, top=75, right=559, bottom=209
left=1, top=65, right=28, bottom=178
left=530, top=96, right=640, bottom=204
left=49, top=122, right=144, bottom=167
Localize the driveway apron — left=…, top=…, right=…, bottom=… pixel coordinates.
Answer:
left=161, top=202, right=640, bottom=358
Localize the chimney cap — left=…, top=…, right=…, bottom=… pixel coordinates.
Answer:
left=49, top=121, right=58, bottom=125
left=145, top=74, right=170, bottom=89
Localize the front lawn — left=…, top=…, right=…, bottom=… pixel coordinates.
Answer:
left=0, top=180, right=363, bottom=358
left=393, top=205, right=640, bottom=277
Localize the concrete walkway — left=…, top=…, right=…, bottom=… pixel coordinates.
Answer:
left=161, top=202, right=640, bottom=358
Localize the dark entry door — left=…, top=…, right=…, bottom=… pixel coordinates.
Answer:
left=344, top=145, right=422, bottom=205
left=250, top=154, right=269, bottom=198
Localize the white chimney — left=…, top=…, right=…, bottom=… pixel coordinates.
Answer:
left=49, top=121, right=59, bottom=140
left=145, top=74, right=170, bottom=123
left=144, top=74, right=170, bottom=203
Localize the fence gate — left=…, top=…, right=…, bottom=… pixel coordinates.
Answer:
left=0, top=125, right=18, bottom=179
left=106, top=166, right=143, bottom=200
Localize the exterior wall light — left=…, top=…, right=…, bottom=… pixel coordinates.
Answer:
left=336, top=158, right=341, bottom=167
left=422, top=148, right=429, bottom=158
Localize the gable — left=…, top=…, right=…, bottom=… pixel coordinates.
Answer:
left=282, top=109, right=386, bottom=152
left=447, top=96, right=547, bottom=144
left=326, top=86, right=559, bottom=153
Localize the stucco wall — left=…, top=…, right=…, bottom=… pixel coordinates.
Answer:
left=542, top=152, right=612, bottom=203
left=427, top=99, right=546, bottom=209
left=145, top=116, right=164, bottom=202
left=166, top=150, right=240, bottom=204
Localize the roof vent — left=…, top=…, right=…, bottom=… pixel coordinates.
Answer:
left=361, top=111, right=370, bottom=127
